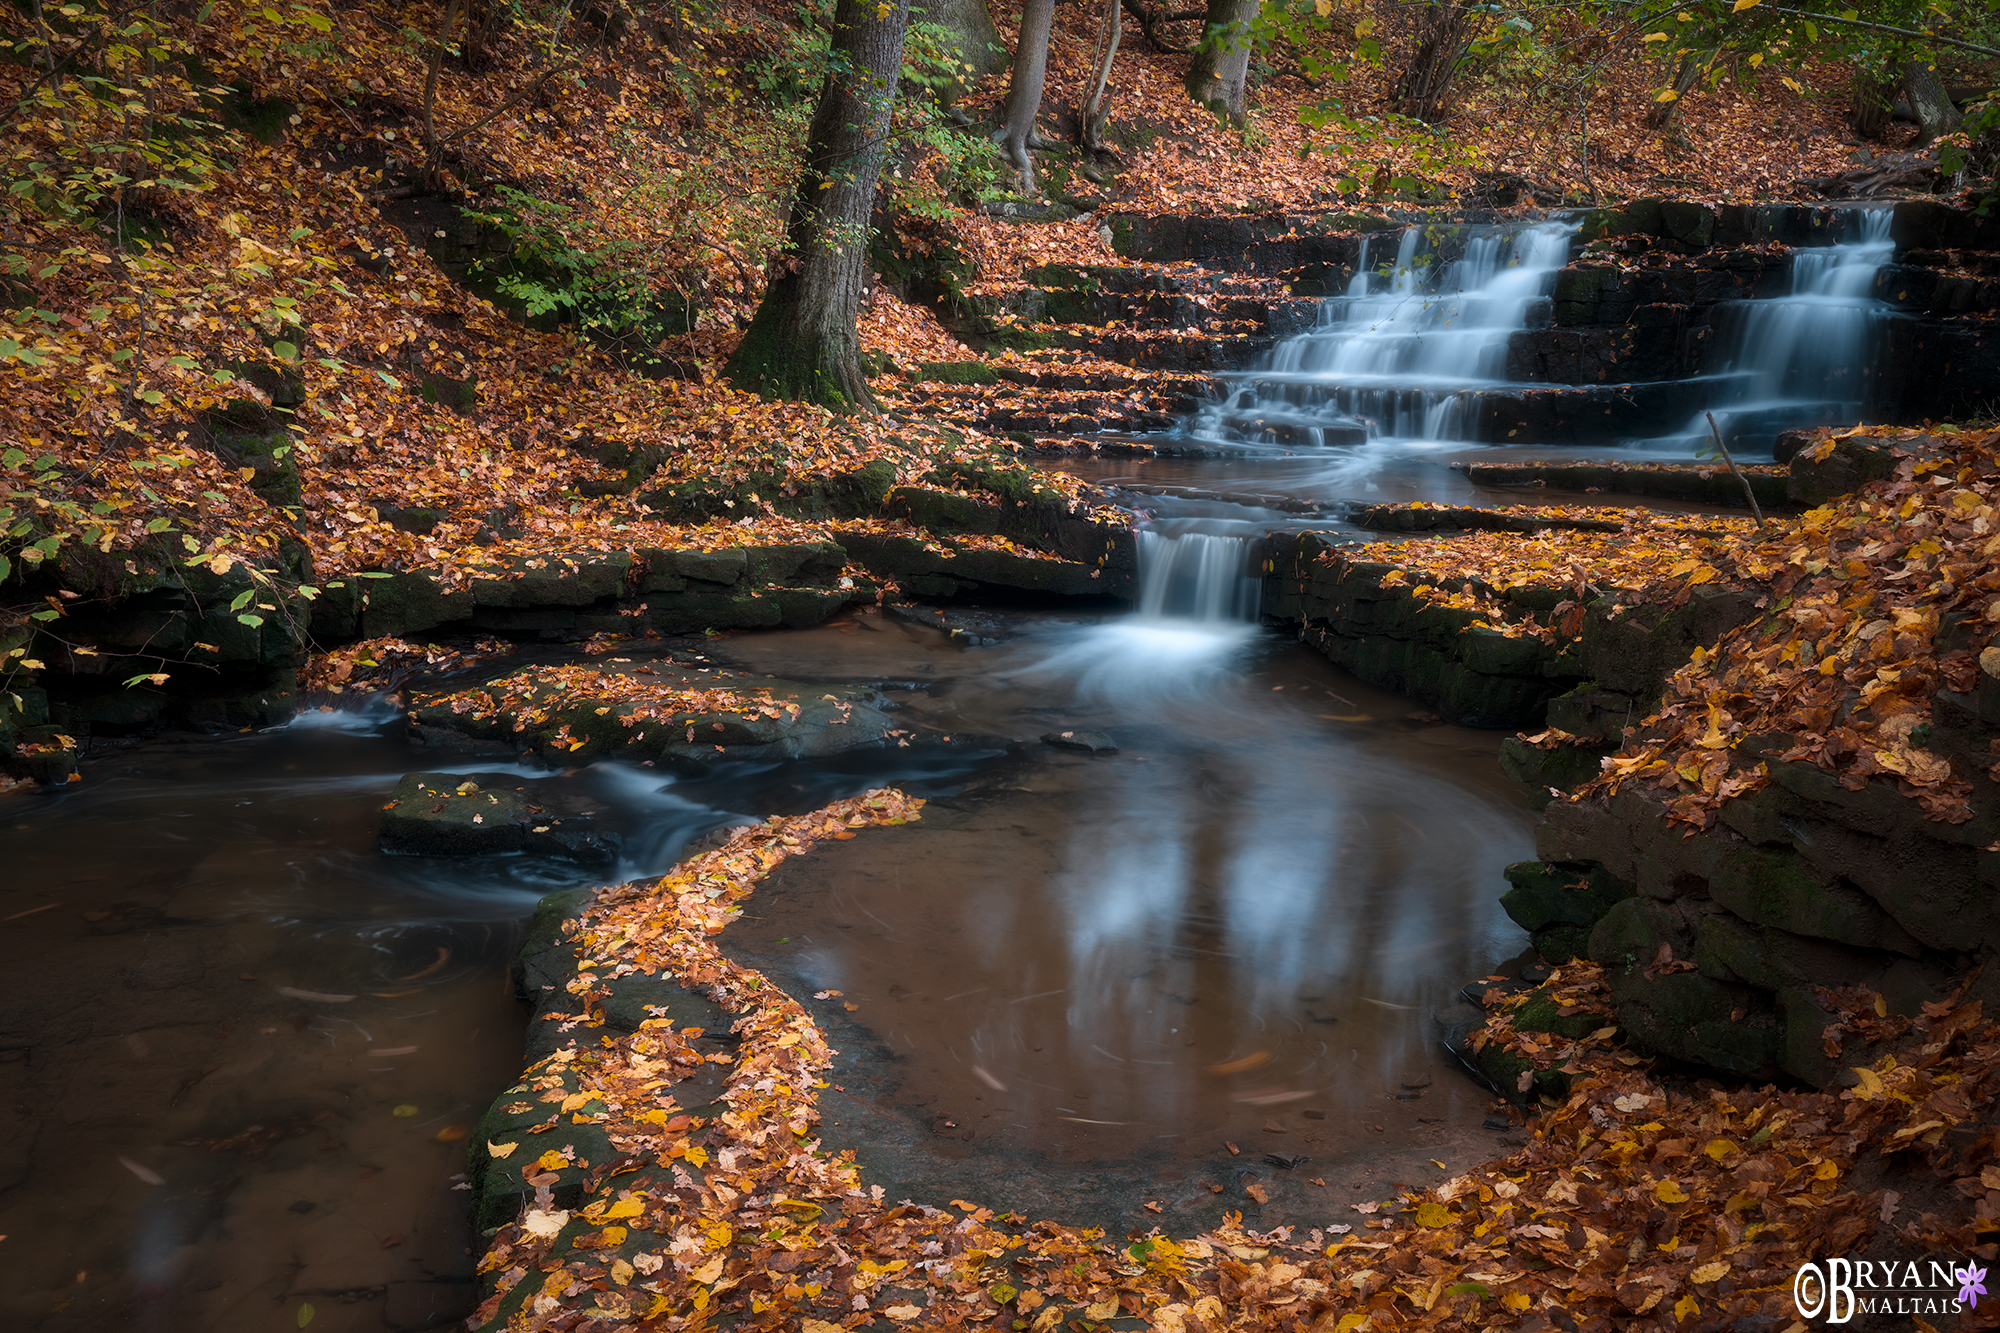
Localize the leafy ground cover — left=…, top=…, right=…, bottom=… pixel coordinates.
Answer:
left=469, top=786, right=2000, bottom=1333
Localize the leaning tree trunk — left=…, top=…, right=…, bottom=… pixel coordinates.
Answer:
left=724, top=0, right=912, bottom=410
left=1080, top=0, right=1123, bottom=150
left=996, top=0, right=1055, bottom=190
left=1848, top=68, right=1897, bottom=138
left=1901, top=55, right=1964, bottom=146
left=1643, top=51, right=1706, bottom=129
left=1183, top=0, right=1259, bottom=123
left=1394, top=0, right=1471, bottom=124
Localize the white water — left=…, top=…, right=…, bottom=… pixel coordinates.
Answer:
left=1642, top=208, right=1896, bottom=453
left=1187, top=221, right=1578, bottom=450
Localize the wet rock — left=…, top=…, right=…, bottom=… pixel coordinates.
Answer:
left=378, top=773, right=621, bottom=867
left=1041, top=728, right=1116, bottom=753
left=1498, top=861, right=1632, bottom=964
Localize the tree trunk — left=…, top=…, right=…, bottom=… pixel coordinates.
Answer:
left=1183, top=0, right=1259, bottom=123
left=1901, top=55, right=1963, bottom=146
left=996, top=0, right=1055, bottom=190
left=1080, top=0, right=1122, bottom=151
left=1643, top=52, right=1705, bottom=130
left=1848, top=69, right=1897, bottom=139
left=916, top=0, right=1006, bottom=81
left=1393, top=0, right=1470, bottom=124
left=459, top=0, right=508, bottom=72
left=724, top=0, right=912, bottom=410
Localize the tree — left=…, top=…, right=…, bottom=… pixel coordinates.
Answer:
left=1391, top=0, right=1474, bottom=124
left=725, top=0, right=913, bottom=410
left=995, top=0, right=1056, bottom=189
left=1080, top=0, right=1125, bottom=152
left=1184, top=0, right=1261, bottom=123
left=1900, top=55, right=1964, bottom=145
left=917, top=0, right=1006, bottom=83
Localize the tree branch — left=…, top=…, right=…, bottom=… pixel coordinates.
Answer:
left=1758, top=6, right=2000, bottom=61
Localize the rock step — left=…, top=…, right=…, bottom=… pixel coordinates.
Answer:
left=1452, top=461, right=1791, bottom=510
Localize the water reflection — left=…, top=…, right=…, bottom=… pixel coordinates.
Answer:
left=720, top=596, right=1537, bottom=1161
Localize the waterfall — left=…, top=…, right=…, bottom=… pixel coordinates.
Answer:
left=1660, top=208, right=1896, bottom=452
left=1135, top=530, right=1259, bottom=624
left=1188, top=221, right=1579, bottom=450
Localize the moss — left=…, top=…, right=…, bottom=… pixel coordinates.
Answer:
left=1511, top=989, right=1604, bottom=1041
left=915, top=359, right=999, bottom=385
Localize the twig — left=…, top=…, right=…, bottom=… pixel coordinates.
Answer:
left=1705, top=411, right=1767, bottom=531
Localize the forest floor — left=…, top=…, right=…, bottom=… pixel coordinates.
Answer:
left=7, top=1, right=2000, bottom=1329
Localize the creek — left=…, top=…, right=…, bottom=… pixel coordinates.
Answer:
left=0, top=208, right=1909, bottom=1329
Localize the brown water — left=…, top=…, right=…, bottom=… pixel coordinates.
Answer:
left=0, top=571, right=1544, bottom=1321
left=712, top=607, right=1538, bottom=1192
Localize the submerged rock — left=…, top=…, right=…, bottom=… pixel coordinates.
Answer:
left=1041, top=728, right=1116, bottom=753
left=379, top=772, right=621, bottom=866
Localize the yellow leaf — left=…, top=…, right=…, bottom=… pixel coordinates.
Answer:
left=598, top=1224, right=627, bottom=1246
left=1675, top=1293, right=1700, bottom=1322
left=1781, top=76, right=1804, bottom=93
left=1851, top=1066, right=1887, bottom=1100
left=487, top=1140, right=518, bottom=1159
left=560, top=1091, right=591, bottom=1112
left=1747, top=52, right=1764, bottom=67
left=1642, top=31, right=1669, bottom=41
left=1691, top=1260, right=1731, bottom=1284
left=1813, top=1160, right=1840, bottom=1181
left=1654, top=89, right=1680, bottom=102
left=1873, top=993, right=1888, bottom=1017
left=1655, top=1179, right=1690, bottom=1204
left=1414, top=1201, right=1452, bottom=1228
left=1732, top=0, right=1760, bottom=8
left=692, top=1254, right=725, bottom=1285
left=1315, top=0, right=1332, bottom=14
left=1084, top=1299, right=1121, bottom=1321
left=1502, top=1290, right=1531, bottom=1312
left=1703, top=1139, right=1738, bottom=1162
left=537, top=1149, right=569, bottom=1171
left=1335, top=1316, right=1369, bottom=1333
left=604, top=1196, right=644, bottom=1219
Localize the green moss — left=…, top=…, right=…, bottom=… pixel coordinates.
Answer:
left=915, top=359, right=999, bottom=385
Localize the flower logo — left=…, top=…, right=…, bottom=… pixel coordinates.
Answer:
left=1958, top=1262, right=1988, bottom=1309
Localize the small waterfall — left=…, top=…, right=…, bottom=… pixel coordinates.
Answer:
left=1639, top=208, right=1896, bottom=453
left=1135, top=530, right=1259, bottom=623
left=1189, top=221, right=1578, bottom=451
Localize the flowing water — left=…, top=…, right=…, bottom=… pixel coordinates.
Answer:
left=0, top=207, right=1911, bottom=1325
left=0, top=712, right=1005, bottom=1331
left=1147, top=206, right=1901, bottom=522
left=1641, top=208, right=1897, bottom=453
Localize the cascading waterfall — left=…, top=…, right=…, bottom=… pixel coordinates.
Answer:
left=1647, top=208, right=1897, bottom=452
left=1187, top=221, right=1579, bottom=449
left=1135, top=529, right=1259, bottom=623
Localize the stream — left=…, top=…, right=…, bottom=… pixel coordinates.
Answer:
left=0, top=207, right=1905, bottom=1330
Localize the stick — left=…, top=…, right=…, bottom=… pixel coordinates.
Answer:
left=1705, top=411, right=1767, bottom=531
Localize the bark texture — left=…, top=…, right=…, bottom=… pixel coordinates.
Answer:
left=916, top=0, right=1006, bottom=80
left=725, top=0, right=911, bottom=410
left=996, top=0, right=1056, bottom=189
left=1183, top=0, right=1259, bottom=123
left=1901, top=56, right=1964, bottom=146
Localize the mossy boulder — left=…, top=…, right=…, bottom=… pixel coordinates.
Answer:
left=1500, top=861, right=1633, bottom=963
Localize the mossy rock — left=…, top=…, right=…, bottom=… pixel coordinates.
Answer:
left=1500, top=861, right=1632, bottom=962
left=915, top=360, right=999, bottom=386
left=1510, top=988, right=1605, bottom=1042
left=1498, top=736, right=1615, bottom=802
